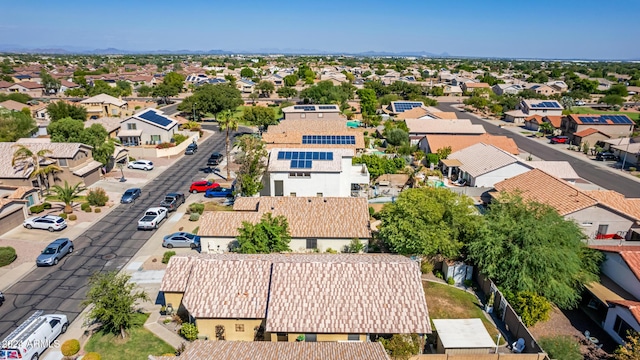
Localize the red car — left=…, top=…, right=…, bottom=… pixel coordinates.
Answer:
left=550, top=136, right=569, bottom=144
left=189, top=181, right=220, bottom=193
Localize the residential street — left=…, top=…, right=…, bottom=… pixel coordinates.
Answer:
left=0, top=125, right=236, bottom=339
left=438, top=102, right=640, bottom=197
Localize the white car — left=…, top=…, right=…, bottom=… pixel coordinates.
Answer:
left=23, top=215, right=67, bottom=232
left=128, top=160, right=154, bottom=171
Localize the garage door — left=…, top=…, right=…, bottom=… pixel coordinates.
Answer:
left=0, top=207, right=26, bottom=235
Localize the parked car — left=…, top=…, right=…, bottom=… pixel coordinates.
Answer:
left=204, top=187, right=234, bottom=198
left=189, top=180, right=220, bottom=193
left=128, top=160, right=154, bottom=171
left=120, top=188, right=142, bottom=204
left=159, top=192, right=185, bottom=211
left=0, top=311, right=68, bottom=360
left=36, top=238, right=73, bottom=266
left=137, top=207, right=168, bottom=230
left=575, top=100, right=586, bottom=106
left=162, top=232, right=201, bottom=249
left=209, top=152, right=224, bottom=161
left=0, top=291, right=4, bottom=306
left=185, top=143, right=198, bottom=155
left=550, top=136, right=569, bottom=144
left=23, top=215, right=67, bottom=232
left=596, top=152, right=620, bottom=161
left=206, top=157, right=221, bottom=166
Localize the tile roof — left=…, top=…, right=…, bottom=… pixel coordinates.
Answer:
left=524, top=161, right=579, bottom=180
left=449, top=143, right=520, bottom=177
left=159, top=255, right=197, bottom=292
left=568, top=113, right=633, bottom=125
left=149, top=340, right=390, bottom=360
left=394, top=107, right=429, bottom=120
left=493, top=169, right=597, bottom=216
left=573, top=128, right=608, bottom=138
left=584, top=190, right=640, bottom=221
left=589, top=246, right=640, bottom=283
left=83, top=117, right=123, bottom=134
left=72, top=160, right=103, bottom=176
left=464, top=82, right=490, bottom=88
left=524, top=115, right=544, bottom=124
left=424, top=134, right=519, bottom=155
left=607, top=300, right=640, bottom=324
left=80, top=93, right=127, bottom=107
left=262, top=120, right=364, bottom=149
left=0, top=80, right=13, bottom=89
left=0, top=100, right=29, bottom=112
left=266, top=255, right=431, bottom=334
left=0, top=142, right=88, bottom=178
left=199, top=197, right=371, bottom=239
left=59, top=79, right=78, bottom=87
left=545, top=116, right=563, bottom=128
left=11, top=81, right=43, bottom=89
left=405, top=119, right=486, bottom=135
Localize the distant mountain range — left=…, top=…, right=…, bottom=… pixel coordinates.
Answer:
left=0, top=44, right=451, bottom=57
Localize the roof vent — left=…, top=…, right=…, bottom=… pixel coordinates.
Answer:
left=308, top=199, right=312, bottom=203
left=324, top=199, right=327, bottom=203
left=270, top=206, right=275, bottom=210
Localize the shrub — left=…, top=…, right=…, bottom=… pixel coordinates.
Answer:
left=162, top=251, right=176, bottom=264
left=59, top=213, right=68, bottom=219
left=538, top=336, right=582, bottom=360
left=0, top=247, right=17, bottom=267
left=156, top=142, right=176, bottom=149
left=434, top=270, right=444, bottom=279
left=447, top=277, right=455, bottom=285
left=29, top=205, right=45, bottom=214
left=508, top=291, right=552, bottom=327
left=378, top=334, right=421, bottom=359
left=81, top=203, right=91, bottom=212
left=630, top=167, right=637, bottom=172
left=192, top=226, right=199, bottom=234
left=83, top=352, right=101, bottom=360
left=60, top=339, right=80, bottom=356
left=325, top=248, right=338, bottom=254
left=172, top=133, right=189, bottom=145
left=188, top=203, right=204, bottom=215
left=68, top=214, right=77, bottom=221
left=368, top=206, right=375, bottom=217
left=87, top=188, right=109, bottom=206
left=189, top=213, right=200, bottom=222
left=94, top=207, right=101, bottom=213
left=42, top=202, right=52, bottom=209
left=463, top=279, right=474, bottom=288
left=179, top=323, right=199, bottom=341
left=420, top=261, right=434, bottom=274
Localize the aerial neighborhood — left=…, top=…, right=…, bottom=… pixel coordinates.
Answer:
left=0, top=51, right=640, bottom=360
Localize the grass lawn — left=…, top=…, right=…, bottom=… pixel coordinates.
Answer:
left=569, top=106, right=639, bottom=122
left=203, top=201, right=233, bottom=212
left=44, top=195, right=87, bottom=202
left=423, top=281, right=504, bottom=344
left=84, top=313, right=175, bottom=360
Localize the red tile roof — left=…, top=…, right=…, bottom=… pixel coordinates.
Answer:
left=573, top=128, right=608, bottom=138
left=568, top=113, right=633, bottom=125
left=589, top=246, right=640, bottom=282
left=12, top=81, right=43, bottom=89
left=545, top=116, right=563, bottom=128
left=608, top=300, right=640, bottom=324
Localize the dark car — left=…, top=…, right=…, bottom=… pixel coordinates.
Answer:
left=36, top=238, right=73, bottom=266
left=204, top=187, right=234, bottom=198
left=550, top=136, right=569, bottom=144
left=120, top=188, right=142, bottom=204
left=185, top=143, right=198, bottom=155
left=159, top=192, right=185, bottom=211
left=206, top=157, right=221, bottom=166
left=209, top=152, right=224, bottom=161
left=596, top=152, right=619, bottom=161
left=189, top=180, right=220, bottom=193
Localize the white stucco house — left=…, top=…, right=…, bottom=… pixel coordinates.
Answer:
left=445, top=143, right=530, bottom=187
left=504, top=99, right=564, bottom=124
left=263, top=148, right=369, bottom=197
left=118, top=108, right=179, bottom=146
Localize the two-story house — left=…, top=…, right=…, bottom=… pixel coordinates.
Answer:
left=119, top=108, right=178, bottom=146
left=79, top=93, right=129, bottom=120
left=561, top=114, right=635, bottom=145
left=504, top=99, right=564, bottom=124
left=0, top=186, right=40, bottom=234
left=237, top=78, right=256, bottom=93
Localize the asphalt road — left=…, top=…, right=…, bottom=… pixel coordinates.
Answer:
left=438, top=102, right=639, bottom=197
left=0, top=125, right=239, bottom=339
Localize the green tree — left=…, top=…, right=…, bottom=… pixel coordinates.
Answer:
left=48, top=117, right=85, bottom=142
left=357, top=88, right=378, bottom=116
left=256, top=80, right=275, bottom=98
left=235, top=134, right=267, bottom=196
left=0, top=109, right=37, bottom=141
left=11, top=144, right=61, bottom=194
left=218, top=110, right=239, bottom=180
left=467, top=194, right=602, bottom=309
left=248, top=91, right=259, bottom=104
left=178, top=83, right=243, bottom=120
left=240, top=67, right=255, bottom=78
left=163, top=72, right=185, bottom=91
left=352, top=154, right=405, bottom=178
left=237, top=213, right=291, bottom=253
left=539, top=336, right=582, bottom=360
left=81, top=124, right=114, bottom=165
left=115, top=80, right=132, bottom=96
left=364, top=80, right=390, bottom=97
left=41, top=70, right=61, bottom=95
left=50, top=181, right=85, bottom=214
left=615, top=331, right=640, bottom=360
left=378, top=334, right=421, bottom=360
left=89, top=80, right=120, bottom=97
left=345, top=238, right=365, bottom=253
left=607, top=84, right=629, bottom=97
left=300, top=80, right=351, bottom=105
left=276, top=86, right=297, bottom=100
left=46, top=101, right=88, bottom=121
left=242, top=106, right=277, bottom=130
left=386, top=128, right=409, bottom=146
left=283, top=74, right=298, bottom=87
left=0, top=93, right=32, bottom=104
left=464, top=96, right=489, bottom=110
left=600, top=94, right=624, bottom=106
left=152, top=82, right=179, bottom=105
left=539, top=121, right=554, bottom=135
left=429, top=86, right=444, bottom=96
left=137, top=85, right=153, bottom=97
left=507, top=291, right=552, bottom=327
left=82, top=271, right=150, bottom=339
left=379, top=187, right=482, bottom=258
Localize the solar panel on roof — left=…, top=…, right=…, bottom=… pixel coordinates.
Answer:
left=318, top=105, right=336, bottom=110
left=138, top=110, right=173, bottom=127
left=302, top=135, right=356, bottom=145
left=393, top=101, right=423, bottom=113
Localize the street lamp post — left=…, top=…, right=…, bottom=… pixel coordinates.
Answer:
left=193, top=102, right=197, bottom=122
left=621, top=138, right=631, bottom=171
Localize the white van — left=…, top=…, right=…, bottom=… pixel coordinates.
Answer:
left=0, top=310, right=68, bottom=360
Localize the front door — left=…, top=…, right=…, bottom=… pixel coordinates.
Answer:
left=274, top=181, right=283, bottom=197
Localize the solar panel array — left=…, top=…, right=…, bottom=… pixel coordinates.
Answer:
left=318, top=105, right=337, bottom=110
left=578, top=115, right=633, bottom=124
left=293, top=105, right=317, bottom=111
left=277, top=151, right=334, bottom=169
left=529, top=101, right=561, bottom=109
left=393, top=101, right=423, bottom=113
left=138, top=110, right=173, bottom=127
left=302, top=135, right=356, bottom=145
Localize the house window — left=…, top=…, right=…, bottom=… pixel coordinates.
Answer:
left=58, top=159, right=68, bottom=167
left=276, top=333, right=288, bottom=342
left=300, top=114, right=306, bottom=119
left=348, top=334, right=360, bottom=341
left=305, top=334, right=317, bottom=342
left=318, top=113, right=323, bottom=118
left=215, top=325, right=225, bottom=340
left=597, top=224, right=609, bottom=236
left=26, top=194, right=35, bottom=206
left=306, top=239, right=317, bottom=249
left=290, top=192, right=296, bottom=197
left=613, top=315, right=632, bottom=338
left=317, top=193, right=323, bottom=197
left=127, top=123, right=137, bottom=130
left=150, top=135, right=161, bottom=143
left=582, top=222, right=593, bottom=226
left=235, top=324, right=245, bottom=332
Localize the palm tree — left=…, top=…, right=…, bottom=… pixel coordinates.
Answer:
left=217, top=110, right=239, bottom=180
left=50, top=181, right=85, bottom=214
left=11, top=145, right=62, bottom=195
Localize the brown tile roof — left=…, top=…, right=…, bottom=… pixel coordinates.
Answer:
left=12, top=81, right=43, bottom=89
left=199, top=197, right=371, bottom=239
left=395, top=107, right=428, bottom=120
left=568, top=113, right=633, bottom=125
left=262, top=119, right=365, bottom=149
left=159, top=255, right=196, bottom=292
left=149, top=340, right=391, bottom=360
left=425, top=134, right=519, bottom=155
left=0, top=142, right=89, bottom=178
left=524, top=115, right=544, bottom=124
left=59, top=79, right=78, bottom=87
left=0, top=80, right=13, bottom=89
left=584, top=190, right=640, bottom=221
left=464, top=82, right=490, bottom=88
left=545, top=116, right=562, bottom=128
left=589, top=246, right=640, bottom=282
left=493, top=169, right=597, bottom=216
left=0, top=100, right=29, bottom=112
left=266, top=255, right=431, bottom=334
left=573, top=128, right=608, bottom=138
left=608, top=300, right=640, bottom=323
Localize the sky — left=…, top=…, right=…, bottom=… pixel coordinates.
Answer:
left=1, top=0, right=639, bottom=59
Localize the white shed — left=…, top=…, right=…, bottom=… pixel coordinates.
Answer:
left=433, top=318, right=496, bottom=354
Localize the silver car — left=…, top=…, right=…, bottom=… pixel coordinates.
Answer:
left=23, top=215, right=67, bottom=232
left=127, top=160, right=154, bottom=171
left=162, top=232, right=200, bottom=249
left=36, top=238, right=73, bottom=266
